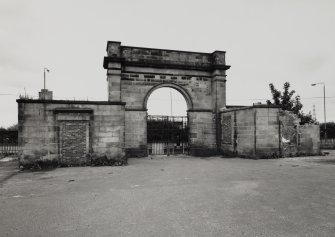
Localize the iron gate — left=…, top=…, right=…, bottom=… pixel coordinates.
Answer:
left=147, top=115, right=189, bottom=155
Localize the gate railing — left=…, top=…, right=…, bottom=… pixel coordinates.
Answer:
left=147, top=115, right=188, bottom=155
left=0, top=143, right=19, bottom=156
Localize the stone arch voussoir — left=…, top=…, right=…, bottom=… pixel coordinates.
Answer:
left=143, top=83, right=193, bottom=111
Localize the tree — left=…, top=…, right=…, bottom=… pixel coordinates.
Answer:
left=0, top=124, right=18, bottom=132
left=6, top=123, right=18, bottom=131
left=267, top=82, right=315, bottom=125
left=320, top=122, right=335, bottom=139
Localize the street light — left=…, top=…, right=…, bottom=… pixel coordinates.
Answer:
left=311, top=82, right=327, bottom=140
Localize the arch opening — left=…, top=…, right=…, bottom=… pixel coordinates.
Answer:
left=144, top=83, right=193, bottom=111
left=145, top=85, right=190, bottom=155
left=147, top=88, right=187, bottom=116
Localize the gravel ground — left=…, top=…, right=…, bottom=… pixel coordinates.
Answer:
left=0, top=153, right=335, bottom=237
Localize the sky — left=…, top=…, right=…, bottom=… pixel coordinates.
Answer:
left=147, top=88, right=187, bottom=117
left=1, top=0, right=334, bottom=127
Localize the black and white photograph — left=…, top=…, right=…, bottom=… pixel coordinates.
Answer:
left=1, top=0, right=335, bottom=236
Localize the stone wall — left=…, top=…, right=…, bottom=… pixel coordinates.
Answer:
left=121, top=72, right=213, bottom=110
left=17, top=99, right=126, bottom=167
left=125, top=110, right=147, bottom=157
left=279, top=111, right=299, bottom=156
left=104, top=41, right=228, bottom=71
left=188, top=111, right=216, bottom=156
left=299, top=125, right=320, bottom=155
left=256, top=107, right=281, bottom=157
left=220, top=105, right=320, bottom=158
left=221, top=107, right=262, bottom=157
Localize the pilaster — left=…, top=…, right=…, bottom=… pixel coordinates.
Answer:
left=106, top=41, right=122, bottom=101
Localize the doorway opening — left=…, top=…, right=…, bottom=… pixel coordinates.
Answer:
left=146, top=87, right=189, bottom=155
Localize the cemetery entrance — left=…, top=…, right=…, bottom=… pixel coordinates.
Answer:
left=147, top=115, right=189, bottom=155
left=104, top=41, right=230, bottom=157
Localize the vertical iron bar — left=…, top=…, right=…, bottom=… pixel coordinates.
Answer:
left=278, top=112, right=282, bottom=157
left=254, top=110, right=257, bottom=157
left=324, top=84, right=327, bottom=140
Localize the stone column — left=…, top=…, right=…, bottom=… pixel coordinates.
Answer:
left=106, top=41, right=122, bottom=102
left=211, top=71, right=227, bottom=111
left=211, top=51, right=227, bottom=111
left=211, top=51, right=228, bottom=152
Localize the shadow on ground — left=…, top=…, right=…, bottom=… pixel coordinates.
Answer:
left=0, top=157, right=19, bottom=185
left=311, top=159, right=335, bottom=165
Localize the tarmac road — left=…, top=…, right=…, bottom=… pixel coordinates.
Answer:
left=1, top=153, right=335, bottom=237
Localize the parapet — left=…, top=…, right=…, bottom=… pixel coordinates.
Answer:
left=103, top=41, right=230, bottom=72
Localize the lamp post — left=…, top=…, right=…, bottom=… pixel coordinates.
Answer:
left=43, top=67, right=50, bottom=89
left=311, top=82, right=326, bottom=140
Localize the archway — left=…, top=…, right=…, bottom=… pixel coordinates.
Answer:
left=146, top=85, right=190, bottom=155
left=104, top=41, right=230, bottom=157
left=143, top=83, right=193, bottom=111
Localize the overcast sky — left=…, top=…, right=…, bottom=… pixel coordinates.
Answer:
left=1, top=0, right=334, bottom=127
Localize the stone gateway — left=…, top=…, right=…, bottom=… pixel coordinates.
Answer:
left=103, top=41, right=230, bottom=157
left=17, top=41, right=319, bottom=168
